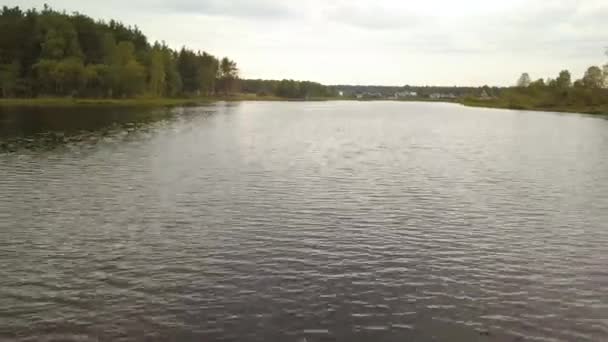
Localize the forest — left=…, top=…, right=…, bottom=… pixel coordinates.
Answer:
left=241, top=79, right=337, bottom=99
left=0, top=5, right=337, bottom=100
left=0, top=6, right=241, bottom=99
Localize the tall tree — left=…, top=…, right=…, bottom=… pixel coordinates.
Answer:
left=177, top=48, right=200, bottom=94
left=198, top=52, right=218, bottom=96
left=161, top=46, right=181, bottom=96
left=582, top=66, right=604, bottom=88
left=218, top=57, right=238, bottom=95
left=555, top=70, right=572, bottom=89
left=37, top=12, right=82, bottom=60
left=148, top=46, right=165, bottom=96
left=0, top=61, right=19, bottom=97
left=517, top=73, right=531, bottom=87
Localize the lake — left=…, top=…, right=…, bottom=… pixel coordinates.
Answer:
left=0, top=101, right=607, bottom=342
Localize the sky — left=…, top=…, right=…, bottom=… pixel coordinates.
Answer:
left=6, top=0, right=608, bottom=86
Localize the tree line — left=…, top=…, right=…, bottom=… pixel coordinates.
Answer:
left=0, top=5, right=238, bottom=98
left=334, top=85, right=495, bottom=98
left=506, top=59, right=608, bottom=110
left=241, top=79, right=337, bottom=99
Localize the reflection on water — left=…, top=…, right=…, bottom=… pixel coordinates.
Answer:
left=0, top=106, right=177, bottom=152
left=1, top=101, right=607, bottom=342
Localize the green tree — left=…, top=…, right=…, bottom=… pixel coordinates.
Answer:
left=101, top=33, right=118, bottom=65
left=55, top=57, right=86, bottom=96
left=148, top=46, right=165, bottom=96
left=177, top=48, right=201, bottom=94
left=106, top=41, right=146, bottom=97
left=161, top=47, right=181, bottom=96
left=38, top=12, right=82, bottom=60
left=582, top=66, right=604, bottom=88
left=33, top=59, right=60, bottom=94
left=517, top=73, right=531, bottom=87
left=71, top=14, right=105, bottom=64
left=121, top=60, right=145, bottom=97
left=218, top=57, right=238, bottom=95
left=199, top=52, right=218, bottom=96
left=555, top=70, right=571, bottom=89
left=0, top=60, right=19, bottom=97
left=0, top=5, right=237, bottom=98
left=530, top=78, right=545, bottom=88
left=114, top=41, right=137, bottom=66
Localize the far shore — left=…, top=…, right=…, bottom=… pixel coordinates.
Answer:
left=461, top=98, right=608, bottom=116
left=0, top=95, right=285, bottom=107
left=2, top=96, right=607, bottom=116
left=0, top=96, right=453, bottom=108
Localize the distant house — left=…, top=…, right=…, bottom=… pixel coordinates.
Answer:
left=430, top=93, right=457, bottom=100
left=356, top=92, right=383, bottom=99
left=395, top=91, right=418, bottom=98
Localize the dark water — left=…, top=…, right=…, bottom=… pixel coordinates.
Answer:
left=1, top=102, right=607, bottom=342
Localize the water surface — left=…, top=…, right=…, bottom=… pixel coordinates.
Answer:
left=1, top=101, right=607, bottom=341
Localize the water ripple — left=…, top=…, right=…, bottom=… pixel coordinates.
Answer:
left=1, top=102, right=607, bottom=341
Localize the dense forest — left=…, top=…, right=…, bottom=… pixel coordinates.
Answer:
left=0, top=5, right=238, bottom=98
left=0, top=5, right=338, bottom=100
left=241, top=79, right=338, bottom=99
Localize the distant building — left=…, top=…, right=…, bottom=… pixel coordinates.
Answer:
left=356, top=92, right=383, bottom=99
left=395, top=91, right=418, bottom=98
left=430, top=93, right=457, bottom=100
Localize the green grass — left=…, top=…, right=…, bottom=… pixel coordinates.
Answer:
left=0, top=97, right=213, bottom=107
left=0, top=94, right=355, bottom=107
left=9, top=95, right=603, bottom=115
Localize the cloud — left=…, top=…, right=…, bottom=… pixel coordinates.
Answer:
left=3, top=0, right=608, bottom=85
left=162, top=0, right=294, bottom=19
left=325, top=3, right=425, bottom=30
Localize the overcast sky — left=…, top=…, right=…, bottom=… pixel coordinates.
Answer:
left=6, top=0, right=608, bottom=86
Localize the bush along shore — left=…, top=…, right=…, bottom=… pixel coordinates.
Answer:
left=461, top=67, right=608, bottom=115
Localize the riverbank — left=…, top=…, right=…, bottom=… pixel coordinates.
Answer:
left=0, top=94, right=293, bottom=108
left=7, top=96, right=605, bottom=115
left=461, top=98, right=608, bottom=115
left=0, top=96, right=460, bottom=108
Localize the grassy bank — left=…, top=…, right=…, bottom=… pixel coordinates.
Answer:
left=0, top=97, right=211, bottom=107
left=0, top=94, right=357, bottom=108
left=461, top=97, right=608, bottom=115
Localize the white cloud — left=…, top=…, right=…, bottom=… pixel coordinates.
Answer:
left=4, top=0, right=608, bottom=85
left=164, top=0, right=294, bottom=19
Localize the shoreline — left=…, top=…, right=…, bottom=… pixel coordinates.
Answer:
left=0, top=95, right=288, bottom=108
left=461, top=98, right=608, bottom=116
left=3, top=97, right=606, bottom=116
left=0, top=96, right=459, bottom=108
